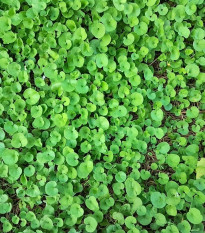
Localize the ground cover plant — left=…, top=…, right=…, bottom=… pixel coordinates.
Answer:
left=0, top=0, right=205, bottom=232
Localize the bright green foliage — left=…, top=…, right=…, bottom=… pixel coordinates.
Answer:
left=84, top=216, right=97, bottom=232
left=151, top=192, right=166, bottom=208
left=90, top=22, right=105, bottom=39
left=0, top=0, right=205, bottom=232
left=187, top=208, right=203, bottom=224
left=2, top=149, right=18, bottom=165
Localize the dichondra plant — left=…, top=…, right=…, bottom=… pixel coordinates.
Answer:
left=0, top=0, right=205, bottom=233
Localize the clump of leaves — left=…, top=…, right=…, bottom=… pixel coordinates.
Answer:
left=0, top=0, right=204, bottom=232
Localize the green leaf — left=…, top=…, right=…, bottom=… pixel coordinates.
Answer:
left=155, top=213, right=166, bottom=226
left=166, top=154, right=180, bottom=168
left=100, top=13, right=117, bottom=32
left=130, top=92, right=143, bottom=106
left=2, top=149, right=18, bottom=165
left=151, top=109, right=164, bottom=122
left=185, top=64, right=200, bottom=78
left=0, top=16, right=11, bottom=32
left=64, top=126, right=78, bottom=140
left=84, top=216, right=97, bottom=232
left=45, top=181, right=58, bottom=196
left=187, top=208, right=203, bottom=224
left=85, top=196, right=99, bottom=211
left=115, top=171, right=126, bottom=183
left=125, top=216, right=136, bottom=229
left=2, top=31, right=16, bottom=44
left=70, top=203, right=84, bottom=218
left=66, top=152, right=79, bottom=167
left=90, top=22, right=105, bottom=39
left=196, top=158, right=205, bottom=179
left=77, top=161, right=93, bottom=178
left=23, top=88, right=40, bottom=105
left=11, top=133, right=27, bottom=148
left=40, top=215, right=53, bottom=230
left=125, top=178, right=141, bottom=197
left=3, top=221, right=12, bottom=233
left=151, top=192, right=166, bottom=208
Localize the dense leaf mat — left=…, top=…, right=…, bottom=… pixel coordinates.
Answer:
left=0, top=0, right=205, bottom=232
